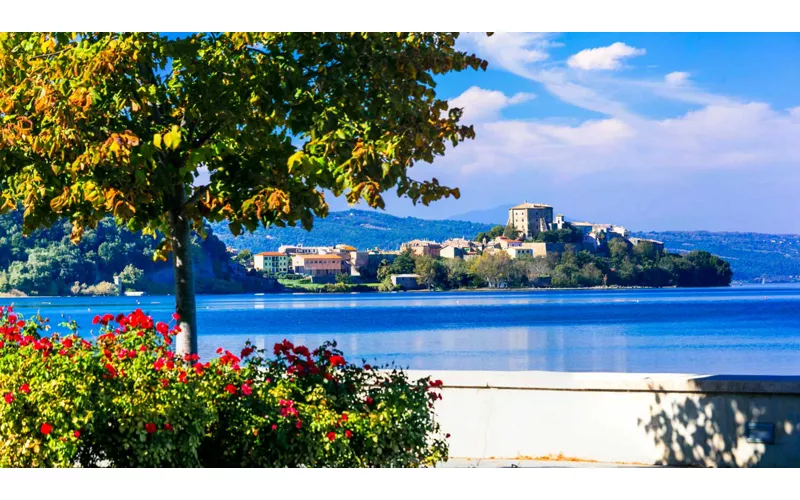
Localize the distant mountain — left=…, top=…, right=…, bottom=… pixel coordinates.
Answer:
left=633, top=231, right=800, bottom=283
left=210, top=210, right=493, bottom=252
left=448, top=205, right=509, bottom=225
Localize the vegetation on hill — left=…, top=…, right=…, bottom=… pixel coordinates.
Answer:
left=633, top=231, right=800, bottom=282
left=211, top=210, right=493, bottom=251
left=376, top=239, right=732, bottom=290
left=0, top=212, right=271, bottom=296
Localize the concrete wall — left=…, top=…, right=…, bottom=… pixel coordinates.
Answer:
left=408, top=370, right=800, bottom=467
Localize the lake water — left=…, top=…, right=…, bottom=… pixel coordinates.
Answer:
left=4, top=284, right=800, bottom=375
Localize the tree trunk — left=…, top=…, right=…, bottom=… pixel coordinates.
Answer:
left=169, top=204, right=198, bottom=356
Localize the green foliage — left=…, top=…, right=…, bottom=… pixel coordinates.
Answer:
left=0, top=211, right=271, bottom=296
left=475, top=225, right=505, bottom=243
left=633, top=230, right=800, bottom=283
left=117, top=264, right=144, bottom=288
left=0, top=308, right=448, bottom=467
left=0, top=31, right=486, bottom=252
left=335, top=273, right=352, bottom=285
left=534, top=224, right=583, bottom=243
left=502, top=224, right=520, bottom=240
left=413, top=255, right=449, bottom=289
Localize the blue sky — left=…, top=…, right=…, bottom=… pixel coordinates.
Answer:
left=335, top=32, right=800, bottom=233
left=169, top=33, right=800, bottom=233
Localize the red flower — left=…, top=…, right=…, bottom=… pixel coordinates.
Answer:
left=116, top=313, right=125, bottom=323
left=446, top=433, right=451, bottom=438
left=92, top=315, right=101, bottom=325
left=225, top=384, right=237, bottom=395
left=366, top=396, right=374, bottom=405
left=161, top=378, right=169, bottom=388
left=19, top=383, right=30, bottom=394
left=74, top=430, right=81, bottom=438
left=179, top=371, right=188, bottom=383
left=145, top=423, right=156, bottom=434
left=3, top=392, right=13, bottom=404
left=241, top=346, right=254, bottom=358
left=293, top=345, right=310, bottom=357
left=327, top=431, right=336, bottom=441
left=364, top=364, right=371, bottom=370
left=153, top=358, right=165, bottom=370
left=295, top=420, right=303, bottom=429
left=105, top=363, right=117, bottom=378
left=340, top=413, right=348, bottom=422
left=345, top=430, right=353, bottom=439
left=172, top=313, right=180, bottom=321
left=216, top=347, right=224, bottom=354
left=329, top=355, right=346, bottom=367
left=156, top=322, right=168, bottom=335
left=166, top=360, right=175, bottom=370
left=271, top=424, right=278, bottom=431
left=62, top=338, right=73, bottom=349
left=41, top=422, right=53, bottom=435
left=241, top=383, right=252, bottom=396
left=164, top=423, right=173, bottom=431
left=139, top=345, right=147, bottom=352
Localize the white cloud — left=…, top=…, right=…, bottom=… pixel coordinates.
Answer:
left=447, top=86, right=535, bottom=123
left=567, top=42, right=646, bottom=71
left=445, top=102, right=800, bottom=178
left=665, top=71, right=691, bottom=86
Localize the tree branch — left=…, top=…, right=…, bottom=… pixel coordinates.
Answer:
left=30, top=46, right=75, bottom=60
left=183, top=184, right=209, bottom=209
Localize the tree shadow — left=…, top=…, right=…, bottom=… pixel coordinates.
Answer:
left=638, top=375, right=800, bottom=467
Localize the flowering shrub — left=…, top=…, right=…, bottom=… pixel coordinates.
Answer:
left=0, top=306, right=448, bottom=467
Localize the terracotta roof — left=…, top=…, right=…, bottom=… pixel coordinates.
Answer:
left=295, top=254, right=343, bottom=261
left=256, top=252, right=286, bottom=256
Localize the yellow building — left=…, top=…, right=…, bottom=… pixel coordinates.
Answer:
left=253, top=252, right=291, bottom=274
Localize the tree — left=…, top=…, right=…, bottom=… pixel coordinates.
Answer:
left=234, top=249, right=253, bottom=267
left=0, top=32, right=488, bottom=354
left=390, top=250, right=417, bottom=275
left=118, top=264, right=144, bottom=289
left=335, top=273, right=352, bottom=285
left=413, top=255, right=448, bottom=289
left=503, top=224, right=520, bottom=240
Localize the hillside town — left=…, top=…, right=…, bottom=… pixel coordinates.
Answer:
left=238, top=203, right=666, bottom=289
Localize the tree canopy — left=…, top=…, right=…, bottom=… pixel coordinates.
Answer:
left=0, top=32, right=488, bottom=353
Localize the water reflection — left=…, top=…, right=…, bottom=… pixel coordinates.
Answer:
left=4, top=285, right=800, bottom=374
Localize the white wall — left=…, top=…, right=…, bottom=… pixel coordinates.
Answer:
left=407, top=370, right=800, bottom=467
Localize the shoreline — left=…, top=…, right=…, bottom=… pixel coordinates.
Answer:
left=5, top=282, right=798, bottom=300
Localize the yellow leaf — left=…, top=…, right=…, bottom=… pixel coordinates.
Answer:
left=153, top=133, right=162, bottom=149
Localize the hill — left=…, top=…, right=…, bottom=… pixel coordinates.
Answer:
left=632, top=231, right=800, bottom=283
left=210, top=210, right=494, bottom=251
left=448, top=205, right=509, bottom=225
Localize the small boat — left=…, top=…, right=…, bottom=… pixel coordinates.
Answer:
left=124, top=291, right=145, bottom=297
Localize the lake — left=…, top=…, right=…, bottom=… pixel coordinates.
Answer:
left=4, top=284, right=800, bottom=375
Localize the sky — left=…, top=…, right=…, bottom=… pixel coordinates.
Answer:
left=327, top=33, right=800, bottom=233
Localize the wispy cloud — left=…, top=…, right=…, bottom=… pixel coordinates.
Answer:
left=447, top=86, right=535, bottom=122
left=567, top=42, right=646, bottom=71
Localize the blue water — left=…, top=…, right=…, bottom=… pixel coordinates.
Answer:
left=4, top=284, right=800, bottom=374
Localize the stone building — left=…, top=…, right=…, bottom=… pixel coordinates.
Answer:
left=507, top=202, right=554, bottom=240
left=400, top=239, right=442, bottom=257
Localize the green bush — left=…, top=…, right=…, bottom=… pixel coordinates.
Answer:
left=0, top=306, right=448, bottom=467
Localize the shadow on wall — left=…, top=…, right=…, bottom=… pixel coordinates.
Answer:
left=638, top=376, right=800, bottom=467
